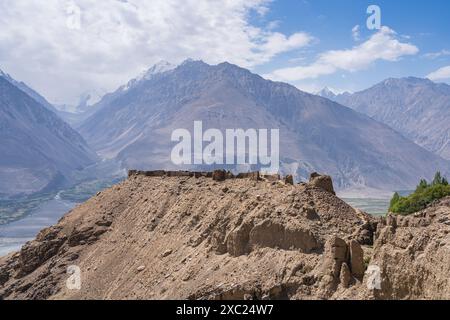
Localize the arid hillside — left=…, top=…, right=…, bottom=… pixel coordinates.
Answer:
left=1, top=171, right=449, bottom=300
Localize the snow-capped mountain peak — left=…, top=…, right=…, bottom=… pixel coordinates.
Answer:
left=316, top=87, right=337, bottom=100
left=320, top=87, right=334, bottom=94
left=147, top=60, right=175, bottom=75
left=121, top=61, right=176, bottom=92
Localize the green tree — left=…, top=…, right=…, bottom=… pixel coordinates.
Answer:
left=390, top=172, right=450, bottom=215
left=443, top=177, right=449, bottom=186
left=433, top=171, right=443, bottom=185
left=416, top=179, right=428, bottom=192
left=389, top=192, right=400, bottom=210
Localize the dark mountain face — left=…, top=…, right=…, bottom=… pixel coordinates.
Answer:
left=0, top=69, right=57, bottom=113
left=333, top=77, right=450, bottom=160
left=0, top=77, right=98, bottom=198
left=78, top=61, right=449, bottom=194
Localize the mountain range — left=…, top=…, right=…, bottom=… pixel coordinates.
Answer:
left=77, top=60, right=449, bottom=195
left=2, top=61, right=449, bottom=197
left=319, top=78, right=450, bottom=160
left=0, top=75, right=97, bottom=199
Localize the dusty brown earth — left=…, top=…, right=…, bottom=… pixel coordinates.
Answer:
left=0, top=171, right=449, bottom=300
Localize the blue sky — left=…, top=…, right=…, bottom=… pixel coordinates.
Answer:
left=253, top=0, right=450, bottom=93
left=0, top=0, right=449, bottom=103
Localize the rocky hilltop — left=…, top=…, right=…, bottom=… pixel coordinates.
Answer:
left=0, top=171, right=449, bottom=300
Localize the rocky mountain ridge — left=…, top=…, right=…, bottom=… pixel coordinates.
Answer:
left=77, top=60, right=449, bottom=194
left=330, top=77, right=450, bottom=160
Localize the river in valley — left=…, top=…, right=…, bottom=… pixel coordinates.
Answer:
left=0, top=175, right=124, bottom=257
left=0, top=196, right=77, bottom=257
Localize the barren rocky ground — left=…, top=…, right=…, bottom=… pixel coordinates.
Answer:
left=0, top=171, right=449, bottom=300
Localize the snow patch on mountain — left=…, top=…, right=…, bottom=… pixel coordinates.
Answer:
left=121, top=61, right=176, bottom=92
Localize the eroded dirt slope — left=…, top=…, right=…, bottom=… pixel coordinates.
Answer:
left=0, top=172, right=373, bottom=299
left=1, top=172, right=449, bottom=300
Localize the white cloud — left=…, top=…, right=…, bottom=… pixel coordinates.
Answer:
left=0, top=0, right=312, bottom=104
left=424, top=50, right=450, bottom=59
left=267, top=20, right=281, bottom=30
left=427, top=66, right=450, bottom=81
left=352, top=25, right=360, bottom=41
left=258, top=32, right=312, bottom=57
left=266, top=26, right=419, bottom=82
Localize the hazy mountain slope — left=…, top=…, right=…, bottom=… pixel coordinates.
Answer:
left=51, top=61, right=178, bottom=128
left=0, top=77, right=98, bottom=198
left=0, top=68, right=95, bottom=133
left=333, top=77, right=450, bottom=159
left=0, top=69, right=57, bottom=113
left=79, top=61, right=449, bottom=193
